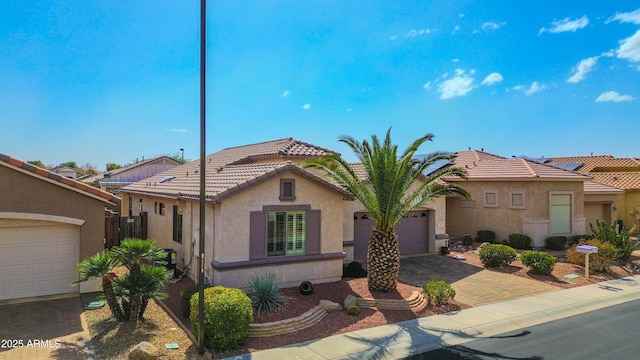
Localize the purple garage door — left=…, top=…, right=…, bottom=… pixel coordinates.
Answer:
left=353, top=211, right=429, bottom=260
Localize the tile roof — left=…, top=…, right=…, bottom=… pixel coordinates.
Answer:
left=583, top=180, right=624, bottom=194
left=546, top=155, right=640, bottom=190
left=0, top=153, right=120, bottom=205
left=124, top=161, right=353, bottom=202
left=545, top=155, right=640, bottom=173
left=122, top=138, right=349, bottom=202
left=447, top=150, right=590, bottom=181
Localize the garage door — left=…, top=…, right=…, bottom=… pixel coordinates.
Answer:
left=353, top=211, right=429, bottom=259
left=0, top=224, right=79, bottom=301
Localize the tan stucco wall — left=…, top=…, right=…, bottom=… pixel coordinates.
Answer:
left=620, top=191, right=640, bottom=234
left=446, top=180, right=585, bottom=246
left=0, top=166, right=107, bottom=261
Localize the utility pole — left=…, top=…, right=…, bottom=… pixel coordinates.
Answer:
left=197, top=0, right=207, bottom=355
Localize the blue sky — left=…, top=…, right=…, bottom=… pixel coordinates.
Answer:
left=2, top=1, right=639, bottom=169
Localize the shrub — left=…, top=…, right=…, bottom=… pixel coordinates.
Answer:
left=479, top=244, right=517, bottom=267
left=508, top=233, right=532, bottom=249
left=520, top=250, right=557, bottom=275
left=569, top=234, right=592, bottom=245
left=462, top=234, right=473, bottom=246
left=347, top=305, right=360, bottom=316
left=245, top=272, right=288, bottom=315
left=477, top=230, right=496, bottom=244
left=545, top=236, right=567, bottom=251
left=190, top=286, right=253, bottom=351
left=343, top=261, right=367, bottom=278
left=423, top=280, right=456, bottom=306
left=180, top=285, right=199, bottom=318
left=590, top=219, right=638, bottom=261
left=566, top=239, right=617, bottom=273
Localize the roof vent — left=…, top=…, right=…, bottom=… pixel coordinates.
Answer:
left=159, top=176, right=175, bottom=183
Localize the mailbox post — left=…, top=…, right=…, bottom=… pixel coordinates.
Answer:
left=576, top=245, right=598, bottom=279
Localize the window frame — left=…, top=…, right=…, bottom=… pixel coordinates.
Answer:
left=172, top=205, right=183, bottom=243
left=483, top=190, right=498, bottom=208
left=266, top=210, right=306, bottom=256
left=509, top=191, right=526, bottom=209
left=549, top=191, right=572, bottom=235
left=159, top=202, right=165, bottom=216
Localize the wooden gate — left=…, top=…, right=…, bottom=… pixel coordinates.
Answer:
left=105, top=212, right=148, bottom=248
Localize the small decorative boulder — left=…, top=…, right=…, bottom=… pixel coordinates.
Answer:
left=319, top=299, right=342, bottom=312
left=478, top=242, right=491, bottom=250
left=129, top=341, right=158, bottom=360
left=344, top=294, right=357, bottom=309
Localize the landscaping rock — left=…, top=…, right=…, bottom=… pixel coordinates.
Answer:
left=319, top=299, right=342, bottom=312
left=344, top=294, right=357, bottom=309
left=478, top=242, right=491, bottom=249
left=129, top=341, right=158, bottom=360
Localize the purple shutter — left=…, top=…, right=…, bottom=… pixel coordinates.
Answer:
left=250, top=211, right=266, bottom=259
left=306, top=210, right=321, bottom=255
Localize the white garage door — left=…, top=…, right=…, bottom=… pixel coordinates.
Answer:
left=0, top=225, right=79, bottom=301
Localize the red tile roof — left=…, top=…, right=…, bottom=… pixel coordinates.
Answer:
left=122, top=138, right=350, bottom=202
left=0, top=153, right=121, bottom=205
left=448, top=150, right=590, bottom=181
left=546, top=155, right=640, bottom=190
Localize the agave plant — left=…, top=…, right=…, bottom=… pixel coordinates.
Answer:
left=245, top=272, right=288, bottom=314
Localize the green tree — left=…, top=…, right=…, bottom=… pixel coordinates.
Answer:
left=304, top=129, right=470, bottom=292
left=27, top=160, right=47, bottom=168
left=72, top=250, right=125, bottom=321
left=168, top=151, right=188, bottom=164
left=73, top=238, right=170, bottom=322
left=106, top=162, right=122, bottom=171
left=61, top=161, right=77, bottom=168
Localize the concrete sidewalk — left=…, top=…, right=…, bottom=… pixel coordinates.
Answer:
left=227, top=275, right=640, bottom=360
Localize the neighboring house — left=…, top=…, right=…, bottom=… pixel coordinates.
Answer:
left=121, top=138, right=446, bottom=289
left=50, top=165, right=78, bottom=179
left=544, top=155, right=640, bottom=233
left=0, top=153, right=120, bottom=302
left=444, top=150, right=592, bottom=247
left=82, top=156, right=182, bottom=196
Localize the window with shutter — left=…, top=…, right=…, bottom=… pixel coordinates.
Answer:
left=267, top=210, right=305, bottom=256
left=280, top=179, right=296, bottom=201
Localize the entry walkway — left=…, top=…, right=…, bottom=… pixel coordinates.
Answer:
left=229, top=275, right=640, bottom=359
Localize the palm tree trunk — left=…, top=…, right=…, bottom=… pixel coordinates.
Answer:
left=102, top=278, right=125, bottom=321
left=367, top=227, right=400, bottom=292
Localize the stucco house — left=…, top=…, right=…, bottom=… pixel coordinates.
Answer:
left=121, top=138, right=446, bottom=289
left=82, top=155, right=182, bottom=196
left=544, top=155, right=640, bottom=233
left=443, top=150, right=593, bottom=247
left=0, top=153, right=120, bottom=302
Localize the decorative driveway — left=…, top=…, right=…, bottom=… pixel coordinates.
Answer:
left=0, top=296, right=92, bottom=360
left=399, top=254, right=560, bottom=306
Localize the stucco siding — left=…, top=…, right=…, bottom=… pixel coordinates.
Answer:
left=0, top=166, right=106, bottom=260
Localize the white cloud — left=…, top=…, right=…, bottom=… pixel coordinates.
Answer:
left=423, top=81, right=432, bottom=90
left=539, top=16, right=589, bottom=35
left=567, top=56, right=598, bottom=83
left=482, top=21, right=506, bottom=31
left=302, top=103, right=311, bottom=110
left=601, top=50, right=615, bottom=57
left=606, top=8, right=640, bottom=24
left=452, top=58, right=460, bottom=63
left=513, top=82, right=547, bottom=96
left=167, top=128, right=187, bottom=133
left=595, top=91, right=633, bottom=102
left=453, top=25, right=461, bottom=32
left=481, top=72, right=503, bottom=86
left=438, top=69, right=475, bottom=99
left=346, top=108, right=353, bottom=112
left=406, top=28, right=433, bottom=37
left=390, top=35, right=398, bottom=41
left=617, top=30, right=640, bottom=62
left=280, top=90, right=291, bottom=98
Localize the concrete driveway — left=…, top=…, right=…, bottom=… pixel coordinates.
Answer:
left=399, top=254, right=560, bottom=306
left=0, top=296, right=92, bottom=360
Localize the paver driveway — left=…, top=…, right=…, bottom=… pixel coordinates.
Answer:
left=399, top=254, right=560, bottom=306
left=0, top=296, right=91, bottom=360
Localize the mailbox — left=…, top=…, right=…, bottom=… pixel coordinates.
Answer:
left=576, top=245, right=598, bottom=254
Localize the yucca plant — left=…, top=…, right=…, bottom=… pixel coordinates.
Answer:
left=245, top=272, right=288, bottom=315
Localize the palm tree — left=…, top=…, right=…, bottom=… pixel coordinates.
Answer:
left=304, top=129, right=470, bottom=292
left=73, top=250, right=125, bottom=321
